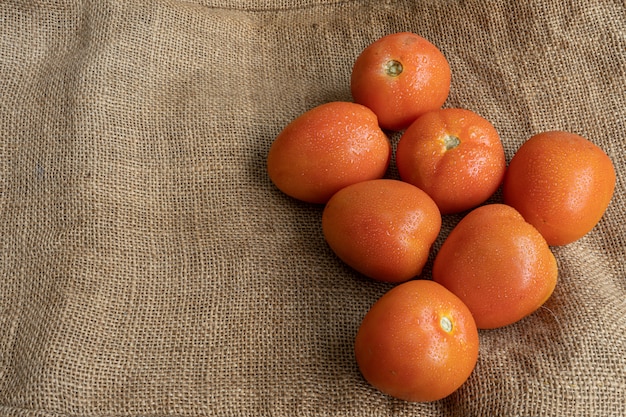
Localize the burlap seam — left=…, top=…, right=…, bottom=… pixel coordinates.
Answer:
left=177, top=0, right=363, bottom=13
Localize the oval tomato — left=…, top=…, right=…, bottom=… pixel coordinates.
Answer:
left=396, top=108, right=506, bottom=214
left=433, top=204, right=558, bottom=329
left=502, top=131, right=616, bottom=246
left=355, top=280, right=479, bottom=402
left=267, top=101, right=391, bottom=204
left=322, top=179, right=441, bottom=283
left=350, top=32, right=451, bottom=131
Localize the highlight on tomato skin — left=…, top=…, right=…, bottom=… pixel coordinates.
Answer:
left=354, top=280, right=479, bottom=402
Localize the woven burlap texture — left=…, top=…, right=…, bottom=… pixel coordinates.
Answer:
left=1, top=1, right=624, bottom=416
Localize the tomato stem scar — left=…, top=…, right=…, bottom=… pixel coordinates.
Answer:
left=384, top=60, right=403, bottom=77
left=443, top=135, right=461, bottom=151
left=440, top=316, right=453, bottom=333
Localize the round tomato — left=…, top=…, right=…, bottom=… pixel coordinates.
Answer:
left=322, top=179, right=441, bottom=283
left=350, top=32, right=451, bottom=131
left=433, top=204, right=558, bottom=329
left=502, top=131, right=616, bottom=246
left=396, top=108, right=506, bottom=214
left=267, top=101, right=391, bottom=204
left=355, top=280, right=479, bottom=402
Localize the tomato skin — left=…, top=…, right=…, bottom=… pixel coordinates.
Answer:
left=355, top=280, right=479, bottom=402
left=432, top=204, right=558, bottom=329
left=322, top=179, right=441, bottom=283
left=502, top=131, right=616, bottom=246
left=351, top=32, right=451, bottom=131
left=396, top=108, right=506, bottom=214
left=267, top=101, right=391, bottom=204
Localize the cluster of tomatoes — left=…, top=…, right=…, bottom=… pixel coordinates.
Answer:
left=267, top=32, right=616, bottom=402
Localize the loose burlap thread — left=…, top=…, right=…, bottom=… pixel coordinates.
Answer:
left=1, top=1, right=624, bottom=416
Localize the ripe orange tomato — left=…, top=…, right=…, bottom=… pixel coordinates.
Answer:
left=503, top=131, right=616, bottom=246
left=396, top=108, right=506, bottom=214
left=355, top=280, right=479, bottom=402
left=433, top=204, right=558, bottom=329
left=350, top=32, right=451, bottom=131
left=267, top=101, right=391, bottom=204
left=322, top=179, right=441, bottom=283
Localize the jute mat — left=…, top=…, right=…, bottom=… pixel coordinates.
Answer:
left=1, top=1, right=624, bottom=416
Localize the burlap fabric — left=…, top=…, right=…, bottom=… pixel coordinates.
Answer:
left=1, top=1, right=624, bottom=416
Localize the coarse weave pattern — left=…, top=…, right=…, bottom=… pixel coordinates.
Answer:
left=0, top=1, right=624, bottom=416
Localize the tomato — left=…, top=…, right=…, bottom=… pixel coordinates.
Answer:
left=350, top=32, right=451, bottom=131
left=432, top=204, right=558, bottom=329
left=396, top=108, right=506, bottom=214
left=502, top=131, right=616, bottom=246
left=322, top=179, right=441, bottom=283
left=267, top=101, right=391, bottom=204
left=355, top=280, right=479, bottom=402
